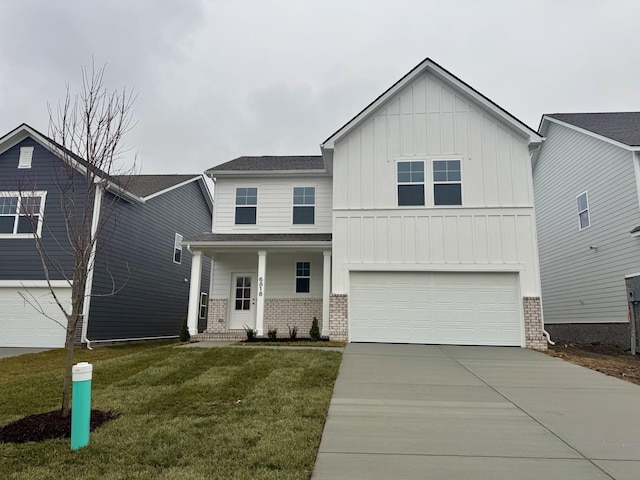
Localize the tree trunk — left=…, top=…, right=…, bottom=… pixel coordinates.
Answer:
left=61, top=316, right=77, bottom=418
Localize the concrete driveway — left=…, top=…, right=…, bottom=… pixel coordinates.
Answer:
left=312, top=344, right=640, bottom=480
left=0, top=347, right=51, bottom=359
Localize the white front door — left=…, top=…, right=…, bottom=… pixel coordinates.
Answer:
left=229, top=273, right=256, bottom=330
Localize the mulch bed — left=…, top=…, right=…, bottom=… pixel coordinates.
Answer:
left=244, top=337, right=329, bottom=343
left=0, top=410, right=116, bottom=444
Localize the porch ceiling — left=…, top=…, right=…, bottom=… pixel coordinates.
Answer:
left=184, top=233, right=332, bottom=254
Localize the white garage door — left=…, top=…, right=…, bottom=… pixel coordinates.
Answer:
left=0, top=286, right=71, bottom=347
left=350, top=272, right=522, bottom=346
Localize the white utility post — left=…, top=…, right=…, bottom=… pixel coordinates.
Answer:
left=187, top=249, right=203, bottom=336
left=322, top=250, right=331, bottom=337
left=256, top=251, right=267, bottom=336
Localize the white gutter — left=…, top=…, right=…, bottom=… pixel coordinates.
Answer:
left=81, top=181, right=105, bottom=349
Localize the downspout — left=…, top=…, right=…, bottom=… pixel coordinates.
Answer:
left=81, top=180, right=105, bottom=349
left=543, top=330, right=555, bottom=346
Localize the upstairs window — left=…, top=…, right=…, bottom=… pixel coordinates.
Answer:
left=577, top=192, right=590, bottom=230
left=235, top=187, right=257, bottom=225
left=433, top=160, right=462, bottom=206
left=173, top=233, right=183, bottom=264
left=293, top=187, right=315, bottom=224
left=397, top=161, right=425, bottom=206
left=0, top=192, right=46, bottom=237
left=295, top=261, right=310, bottom=293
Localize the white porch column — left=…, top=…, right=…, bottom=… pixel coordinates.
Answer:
left=256, top=250, right=267, bottom=336
left=322, top=250, right=331, bottom=337
left=187, top=249, right=203, bottom=336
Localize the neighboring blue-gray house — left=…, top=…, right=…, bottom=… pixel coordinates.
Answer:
left=0, top=123, right=213, bottom=347
left=532, top=112, right=640, bottom=344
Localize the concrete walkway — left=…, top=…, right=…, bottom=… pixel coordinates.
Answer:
left=312, top=343, right=640, bottom=480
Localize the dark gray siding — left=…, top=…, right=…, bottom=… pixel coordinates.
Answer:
left=534, top=122, right=640, bottom=325
left=87, top=180, right=212, bottom=340
left=0, top=138, right=84, bottom=280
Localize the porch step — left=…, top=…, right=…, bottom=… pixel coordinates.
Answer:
left=193, top=331, right=246, bottom=342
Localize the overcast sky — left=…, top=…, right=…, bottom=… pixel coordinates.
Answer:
left=1, top=0, right=639, bottom=174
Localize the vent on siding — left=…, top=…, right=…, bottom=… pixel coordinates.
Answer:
left=18, top=147, right=34, bottom=169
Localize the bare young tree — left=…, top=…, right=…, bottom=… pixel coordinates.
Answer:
left=21, top=62, right=136, bottom=417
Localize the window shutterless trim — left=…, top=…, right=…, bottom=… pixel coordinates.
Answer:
left=292, top=186, right=315, bottom=225
left=173, top=233, right=183, bottom=264
left=396, top=160, right=425, bottom=206
left=295, top=261, right=311, bottom=293
left=198, top=292, right=208, bottom=320
left=235, top=187, right=258, bottom=225
left=432, top=159, right=462, bottom=206
left=577, top=191, right=590, bottom=230
left=0, top=191, right=47, bottom=238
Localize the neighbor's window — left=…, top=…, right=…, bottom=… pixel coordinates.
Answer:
left=199, top=292, right=208, bottom=320
left=295, top=261, right=310, bottom=293
left=0, top=191, right=46, bottom=237
left=433, top=160, right=462, bottom=206
left=293, top=187, right=315, bottom=224
left=577, top=192, right=590, bottom=230
left=397, top=161, right=425, bottom=206
left=173, top=233, right=183, bottom=264
left=235, top=187, right=258, bottom=225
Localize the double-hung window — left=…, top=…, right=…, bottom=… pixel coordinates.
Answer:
left=577, top=192, right=590, bottom=230
left=295, top=261, right=310, bottom=293
left=235, top=187, right=258, bottom=225
left=433, top=160, right=462, bottom=205
left=173, top=233, right=183, bottom=264
left=397, top=161, right=425, bottom=206
left=293, top=187, right=315, bottom=225
left=0, top=191, right=46, bottom=237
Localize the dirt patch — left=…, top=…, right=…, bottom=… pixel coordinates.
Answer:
left=0, top=409, right=116, bottom=444
left=547, top=343, right=640, bottom=385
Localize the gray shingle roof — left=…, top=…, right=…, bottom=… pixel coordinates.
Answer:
left=207, top=156, right=324, bottom=172
left=547, top=113, right=640, bottom=147
left=186, top=233, right=332, bottom=243
left=112, top=174, right=199, bottom=197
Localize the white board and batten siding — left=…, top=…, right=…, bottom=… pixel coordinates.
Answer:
left=213, top=176, right=332, bottom=233
left=331, top=70, right=542, bottom=298
left=534, top=121, right=640, bottom=325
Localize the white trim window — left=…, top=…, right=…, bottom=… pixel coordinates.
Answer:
left=397, top=161, right=425, bottom=206
left=235, top=187, right=258, bottom=225
left=173, top=233, right=183, bottom=264
left=293, top=187, right=315, bottom=225
left=433, top=160, right=462, bottom=206
left=0, top=191, right=46, bottom=238
left=199, top=292, right=208, bottom=320
left=295, top=261, right=310, bottom=293
left=577, top=191, right=590, bottom=230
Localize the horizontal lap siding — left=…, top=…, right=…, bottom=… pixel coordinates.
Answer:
left=213, top=176, right=332, bottom=233
left=87, top=181, right=212, bottom=340
left=534, top=122, right=639, bottom=324
left=0, top=138, right=84, bottom=280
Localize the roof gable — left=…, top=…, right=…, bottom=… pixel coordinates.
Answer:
left=542, top=113, right=640, bottom=148
left=321, top=57, right=542, bottom=152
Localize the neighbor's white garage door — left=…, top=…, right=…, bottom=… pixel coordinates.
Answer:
left=349, top=272, right=522, bottom=346
left=0, top=287, right=71, bottom=347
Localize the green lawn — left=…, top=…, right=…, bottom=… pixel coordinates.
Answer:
left=0, top=343, right=342, bottom=479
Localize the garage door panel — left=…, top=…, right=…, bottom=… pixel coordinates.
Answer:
left=0, top=287, right=70, bottom=348
left=349, top=272, right=522, bottom=346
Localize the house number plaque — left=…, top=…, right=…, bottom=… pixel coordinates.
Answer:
left=258, top=277, right=264, bottom=296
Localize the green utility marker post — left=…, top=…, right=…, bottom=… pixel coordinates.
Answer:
left=71, top=362, right=93, bottom=450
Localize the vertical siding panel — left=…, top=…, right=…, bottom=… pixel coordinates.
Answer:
left=375, top=216, right=389, bottom=263
left=482, top=117, right=499, bottom=206
left=374, top=113, right=389, bottom=208
left=388, top=108, right=401, bottom=160
left=403, top=216, right=416, bottom=262
left=441, top=112, right=455, bottom=153
left=362, top=217, right=376, bottom=262
left=444, top=216, right=459, bottom=263
left=413, top=76, right=427, bottom=114
left=349, top=217, right=362, bottom=263
left=467, top=108, right=484, bottom=205
left=497, top=126, right=515, bottom=206
left=334, top=143, right=349, bottom=209
left=361, top=120, right=375, bottom=208
left=474, top=216, right=489, bottom=263
left=458, top=215, right=474, bottom=263
left=389, top=216, right=403, bottom=262
left=487, top=215, right=503, bottom=263
left=430, top=216, right=445, bottom=262
left=416, top=216, right=431, bottom=263
left=348, top=131, right=362, bottom=209
left=402, top=114, right=414, bottom=155
left=455, top=110, right=469, bottom=156
left=502, top=215, right=518, bottom=263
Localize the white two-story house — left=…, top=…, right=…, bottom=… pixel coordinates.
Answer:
left=184, top=58, right=547, bottom=349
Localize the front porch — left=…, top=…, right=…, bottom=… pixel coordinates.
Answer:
left=184, top=233, right=332, bottom=339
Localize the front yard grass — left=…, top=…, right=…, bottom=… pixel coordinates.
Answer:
left=0, top=342, right=342, bottom=479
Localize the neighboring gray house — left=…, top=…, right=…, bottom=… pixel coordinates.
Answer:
left=533, top=112, right=640, bottom=344
left=0, top=124, right=213, bottom=347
